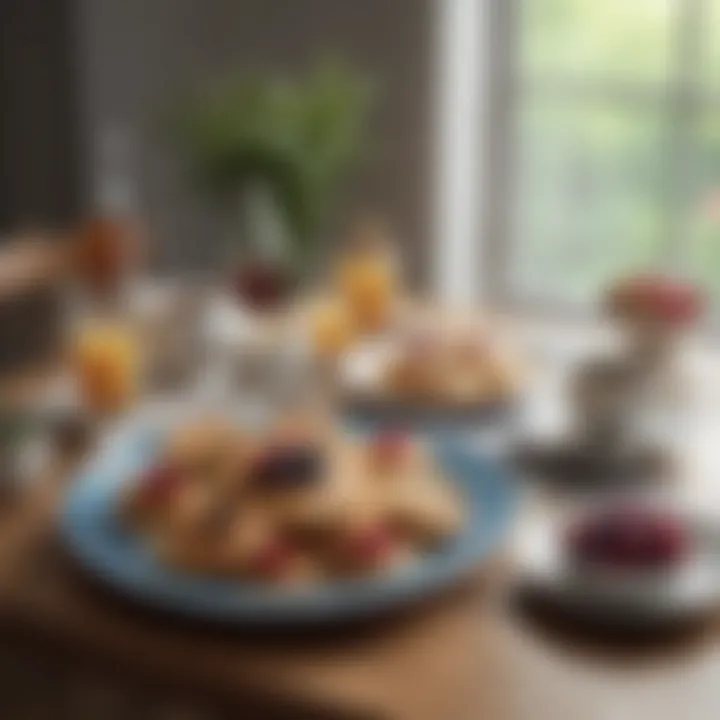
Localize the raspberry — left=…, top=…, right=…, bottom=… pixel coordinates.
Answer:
left=345, top=525, right=394, bottom=566
left=249, top=539, right=294, bottom=579
left=140, top=465, right=182, bottom=504
left=370, top=431, right=409, bottom=467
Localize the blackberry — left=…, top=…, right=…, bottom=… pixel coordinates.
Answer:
left=251, top=445, right=323, bottom=489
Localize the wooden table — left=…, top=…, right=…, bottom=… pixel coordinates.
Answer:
left=1, top=474, right=717, bottom=720
left=0, top=360, right=508, bottom=719
left=0, top=448, right=714, bottom=720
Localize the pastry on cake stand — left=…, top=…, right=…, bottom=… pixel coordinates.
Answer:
left=516, top=275, right=704, bottom=488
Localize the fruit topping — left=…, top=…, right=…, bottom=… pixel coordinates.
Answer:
left=607, top=275, right=704, bottom=326
left=567, top=505, right=690, bottom=571
left=342, top=524, right=395, bottom=568
left=250, top=444, right=324, bottom=490
left=138, top=465, right=183, bottom=505
left=248, top=537, right=296, bottom=579
left=370, top=431, right=410, bottom=469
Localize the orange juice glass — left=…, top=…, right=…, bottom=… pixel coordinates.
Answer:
left=337, top=249, right=397, bottom=333
left=74, top=321, right=140, bottom=414
left=309, top=299, right=355, bottom=358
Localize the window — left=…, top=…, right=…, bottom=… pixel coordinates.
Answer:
left=493, top=0, right=720, bottom=311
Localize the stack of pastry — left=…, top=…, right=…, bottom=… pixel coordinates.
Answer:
left=382, top=322, right=517, bottom=405
left=121, top=415, right=463, bottom=586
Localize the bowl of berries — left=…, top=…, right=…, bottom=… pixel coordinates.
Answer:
left=567, top=504, right=689, bottom=574
left=517, top=496, right=720, bottom=627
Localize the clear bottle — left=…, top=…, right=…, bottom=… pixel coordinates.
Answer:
left=68, top=124, right=144, bottom=416
left=74, top=124, right=143, bottom=307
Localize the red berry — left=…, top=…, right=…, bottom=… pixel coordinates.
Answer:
left=371, top=431, right=409, bottom=468
left=648, top=515, right=689, bottom=563
left=610, top=523, right=647, bottom=566
left=658, top=285, right=701, bottom=324
left=613, top=275, right=703, bottom=325
left=345, top=525, right=394, bottom=566
left=568, top=505, right=690, bottom=571
left=249, top=539, right=294, bottom=578
left=140, top=465, right=182, bottom=504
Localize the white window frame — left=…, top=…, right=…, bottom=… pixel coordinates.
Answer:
left=431, top=0, right=490, bottom=305
left=433, top=0, right=715, bottom=317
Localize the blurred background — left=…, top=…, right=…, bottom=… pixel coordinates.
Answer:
left=505, top=0, right=720, bottom=310
left=4, top=0, right=720, bottom=309
left=0, top=3, right=719, bottom=719
left=0, top=0, right=433, bottom=279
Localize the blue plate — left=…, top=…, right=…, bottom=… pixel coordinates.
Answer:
left=61, top=427, right=517, bottom=625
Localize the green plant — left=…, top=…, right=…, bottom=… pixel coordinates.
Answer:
left=171, top=62, right=373, bottom=269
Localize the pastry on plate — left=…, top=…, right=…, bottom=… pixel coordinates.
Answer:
left=120, top=419, right=464, bottom=586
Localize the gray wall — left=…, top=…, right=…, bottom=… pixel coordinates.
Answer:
left=76, top=0, right=435, bottom=282
left=0, top=0, right=79, bottom=232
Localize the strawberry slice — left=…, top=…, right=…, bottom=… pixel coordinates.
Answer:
left=139, top=465, right=183, bottom=505
left=370, top=431, right=410, bottom=469
left=344, top=524, right=395, bottom=567
left=248, top=538, right=295, bottom=579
